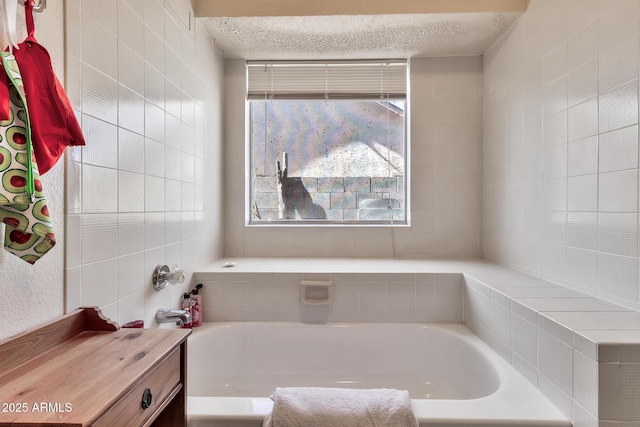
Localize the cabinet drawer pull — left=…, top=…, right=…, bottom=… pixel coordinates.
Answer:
left=141, top=387, right=153, bottom=409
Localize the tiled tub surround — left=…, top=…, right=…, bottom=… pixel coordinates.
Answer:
left=195, top=258, right=640, bottom=427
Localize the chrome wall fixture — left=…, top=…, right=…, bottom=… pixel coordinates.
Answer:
left=19, top=0, right=46, bottom=13
left=153, top=264, right=186, bottom=290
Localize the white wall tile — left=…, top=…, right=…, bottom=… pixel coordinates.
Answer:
left=568, top=175, right=598, bottom=212
left=599, top=363, right=622, bottom=420
left=165, top=146, right=182, bottom=180
left=117, top=290, right=145, bottom=325
left=144, top=25, right=165, bottom=73
left=81, top=259, right=118, bottom=307
left=81, top=115, right=118, bottom=168
left=143, top=0, right=165, bottom=38
left=599, top=79, right=639, bottom=134
left=598, top=213, right=638, bottom=257
left=539, top=328, right=574, bottom=397
left=181, top=211, right=195, bottom=240
left=568, top=136, right=598, bottom=177
left=542, top=178, right=567, bottom=211
left=81, top=13, right=118, bottom=79
left=511, top=312, right=538, bottom=367
left=82, top=65, right=119, bottom=125
left=543, top=244, right=568, bottom=281
left=145, top=101, right=166, bottom=143
left=544, top=110, right=568, bottom=147
left=165, top=211, right=182, bottom=244
left=118, top=213, right=145, bottom=255
left=144, top=137, right=165, bottom=177
left=81, top=165, right=118, bottom=213
left=621, top=363, right=640, bottom=420
left=118, top=85, right=146, bottom=135
left=598, top=0, right=639, bottom=56
left=544, top=77, right=568, bottom=115
left=572, top=402, right=598, bottom=427
left=567, top=248, right=599, bottom=290
left=567, top=212, right=598, bottom=250
left=543, top=41, right=568, bottom=85
left=574, top=350, right=599, bottom=416
left=66, top=159, right=82, bottom=214
left=598, top=253, right=639, bottom=303
left=81, top=214, right=118, bottom=263
left=144, top=212, right=166, bottom=250
left=118, top=171, right=145, bottom=212
left=490, top=299, right=511, bottom=347
left=117, top=252, right=145, bottom=298
left=568, top=98, right=598, bottom=142
left=117, top=0, right=144, bottom=55
left=66, top=0, right=223, bottom=330
left=165, top=179, right=182, bottom=211
left=118, top=128, right=145, bottom=174
left=66, top=214, right=82, bottom=268
left=544, top=143, right=568, bottom=178
left=599, top=170, right=638, bottom=212
left=165, top=80, right=182, bottom=117
left=415, top=274, right=435, bottom=311
left=599, top=125, right=638, bottom=173
left=600, top=37, right=639, bottom=95
left=568, top=15, right=598, bottom=66
left=543, top=211, right=567, bottom=246
left=568, top=60, right=598, bottom=108
left=145, top=63, right=166, bottom=108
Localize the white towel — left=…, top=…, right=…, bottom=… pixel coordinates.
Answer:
left=262, top=387, right=419, bottom=427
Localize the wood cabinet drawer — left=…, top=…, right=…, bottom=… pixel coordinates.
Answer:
left=93, top=349, right=181, bottom=427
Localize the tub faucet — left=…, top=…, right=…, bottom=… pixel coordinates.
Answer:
left=156, top=308, right=192, bottom=326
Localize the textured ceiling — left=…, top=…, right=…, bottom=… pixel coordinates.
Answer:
left=200, top=12, right=523, bottom=60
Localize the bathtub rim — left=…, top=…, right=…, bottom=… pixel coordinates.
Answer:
left=186, top=321, right=570, bottom=426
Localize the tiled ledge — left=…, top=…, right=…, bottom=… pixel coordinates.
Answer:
left=194, top=258, right=469, bottom=324
left=194, top=257, right=640, bottom=425
left=194, top=257, right=473, bottom=274
left=195, top=258, right=640, bottom=352
left=195, top=257, right=640, bottom=350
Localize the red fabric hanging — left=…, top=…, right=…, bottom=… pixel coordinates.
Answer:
left=0, top=73, right=10, bottom=121
left=12, top=0, right=86, bottom=174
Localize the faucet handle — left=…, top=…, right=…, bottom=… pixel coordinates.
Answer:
left=152, top=264, right=186, bottom=290
left=166, top=265, right=186, bottom=283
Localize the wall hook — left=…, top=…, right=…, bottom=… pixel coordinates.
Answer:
left=19, top=0, right=46, bottom=13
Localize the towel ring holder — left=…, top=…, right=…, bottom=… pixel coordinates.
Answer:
left=19, top=0, right=46, bottom=13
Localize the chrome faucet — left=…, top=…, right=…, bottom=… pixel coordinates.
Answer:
left=156, top=308, right=192, bottom=325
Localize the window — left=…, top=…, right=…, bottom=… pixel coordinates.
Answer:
left=247, top=60, right=408, bottom=225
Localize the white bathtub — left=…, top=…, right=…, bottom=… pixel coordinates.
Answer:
left=187, top=322, right=569, bottom=427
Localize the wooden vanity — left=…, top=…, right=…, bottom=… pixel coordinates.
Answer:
left=0, top=307, right=191, bottom=426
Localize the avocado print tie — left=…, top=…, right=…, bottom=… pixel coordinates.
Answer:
left=0, top=52, right=55, bottom=264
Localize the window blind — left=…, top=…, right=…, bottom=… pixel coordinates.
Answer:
left=246, top=60, right=407, bottom=100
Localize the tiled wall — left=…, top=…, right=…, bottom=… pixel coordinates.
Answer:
left=63, top=0, right=224, bottom=327
left=0, top=1, right=65, bottom=341
left=464, top=274, right=594, bottom=424
left=196, top=271, right=464, bottom=323
left=483, top=0, right=640, bottom=311
left=224, top=57, right=483, bottom=258
left=463, top=265, right=640, bottom=426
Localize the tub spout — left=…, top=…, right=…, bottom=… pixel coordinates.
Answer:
left=156, top=308, right=192, bottom=326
